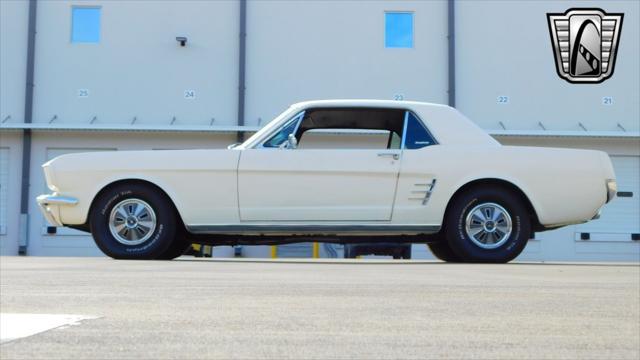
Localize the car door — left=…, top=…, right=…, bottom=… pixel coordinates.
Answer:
left=237, top=110, right=404, bottom=222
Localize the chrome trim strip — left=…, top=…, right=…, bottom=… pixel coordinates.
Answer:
left=409, top=179, right=437, bottom=205
left=36, top=194, right=77, bottom=227
left=606, top=179, right=617, bottom=203
left=256, top=110, right=305, bottom=149
left=400, top=111, right=409, bottom=150
left=377, top=152, right=400, bottom=160
left=423, top=179, right=437, bottom=205
left=290, top=111, right=305, bottom=144
left=38, top=206, right=62, bottom=227
left=36, top=194, right=78, bottom=206
left=186, top=224, right=440, bottom=235
left=403, top=111, right=440, bottom=148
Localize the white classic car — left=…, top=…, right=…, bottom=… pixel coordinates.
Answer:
left=37, top=100, right=617, bottom=262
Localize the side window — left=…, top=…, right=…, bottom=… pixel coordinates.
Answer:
left=260, top=107, right=406, bottom=150
left=299, top=129, right=391, bottom=150
left=262, top=112, right=303, bottom=148
left=388, top=132, right=402, bottom=149
left=295, top=108, right=405, bottom=150
left=404, top=112, right=436, bottom=149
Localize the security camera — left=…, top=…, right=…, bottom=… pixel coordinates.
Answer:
left=176, top=37, right=187, bottom=47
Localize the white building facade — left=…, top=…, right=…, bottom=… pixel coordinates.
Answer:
left=1, top=0, right=638, bottom=260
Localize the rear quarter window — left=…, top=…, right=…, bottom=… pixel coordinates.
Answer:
left=404, top=113, right=437, bottom=149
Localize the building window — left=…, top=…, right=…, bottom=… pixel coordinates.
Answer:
left=385, top=12, right=413, bottom=48
left=71, top=7, right=101, bottom=43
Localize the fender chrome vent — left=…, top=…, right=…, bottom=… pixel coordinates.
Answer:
left=409, top=179, right=437, bottom=205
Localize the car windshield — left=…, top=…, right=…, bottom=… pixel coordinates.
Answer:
left=262, top=112, right=303, bottom=148
left=238, top=106, right=299, bottom=149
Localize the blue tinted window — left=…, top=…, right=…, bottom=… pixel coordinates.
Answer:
left=71, top=8, right=101, bottom=43
left=385, top=12, right=413, bottom=48
left=263, top=112, right=303, bottom=148
left=404, top=112, right=436, bottom=149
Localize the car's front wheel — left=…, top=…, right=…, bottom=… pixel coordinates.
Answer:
left=90, top=183, right=178, bottom=260
left=156, top=230, right=191, bottom=260
left=445, top=187, right=531, bottom=263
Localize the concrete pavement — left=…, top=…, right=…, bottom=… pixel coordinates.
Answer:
left=1, top=256, right=639, bottom=359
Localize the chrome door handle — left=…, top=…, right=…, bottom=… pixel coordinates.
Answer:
left=378, top=152, right=399, bottom=160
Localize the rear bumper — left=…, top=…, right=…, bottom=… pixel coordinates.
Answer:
left=592, top=208, right=603, bottom=220
left=36, top=194, right=78, bottom=227
left=606, top=179, right=617, bottom=204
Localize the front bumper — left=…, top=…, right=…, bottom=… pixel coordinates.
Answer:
left=36, top=194, right=78, bottom=227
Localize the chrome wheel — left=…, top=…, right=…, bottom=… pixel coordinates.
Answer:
left=464, top=202, right=512, bottom=249
left=108, top=199, right=157, bottom=246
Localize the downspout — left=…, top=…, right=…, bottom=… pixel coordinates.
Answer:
left=19, top=0, right=37, bottom=255
left=236, top=0, right=247, bottom=143
left=447, top=0, right=456, bottom=107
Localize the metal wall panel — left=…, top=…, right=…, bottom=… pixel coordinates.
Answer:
left=245, top=0, right=448, bottom=126
left=0, top=0, right=28, bottom=124
left=31, top=1, right=239, bottom=126
left=456, top=1, right=640, bottom=132
left=0, top=148, right=9, bottom=235
left=0, top=133, right=23, bottom=255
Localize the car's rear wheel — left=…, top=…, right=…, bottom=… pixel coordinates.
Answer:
left=90, top=183, right=178, bottom=260
left=445, top=187, right=531, bottom=263
left=427, top=242, right=460, bottom=262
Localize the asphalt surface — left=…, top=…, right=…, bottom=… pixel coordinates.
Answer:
left=1, top=257, right=639, bottom=360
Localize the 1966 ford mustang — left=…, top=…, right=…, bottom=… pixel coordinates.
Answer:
left=37, top=100, right=617, bottom=262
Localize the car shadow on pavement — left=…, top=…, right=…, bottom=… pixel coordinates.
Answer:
left=171, top=258, right=639, bottom=266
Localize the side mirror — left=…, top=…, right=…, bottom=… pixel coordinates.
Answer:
left=227, top=143, right=241, bottom=149
left=287, top=134, right=298, bottom=149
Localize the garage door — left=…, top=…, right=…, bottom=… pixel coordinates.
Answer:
left=0, top=148, right=9, bottom=235
left=575, top=156, right=640, bottom=255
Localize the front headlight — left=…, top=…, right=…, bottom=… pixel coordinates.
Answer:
left=606, top=179, right=617, bottom=203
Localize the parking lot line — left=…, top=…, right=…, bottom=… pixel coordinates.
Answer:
left=0, top=314, right=98, bottom=344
